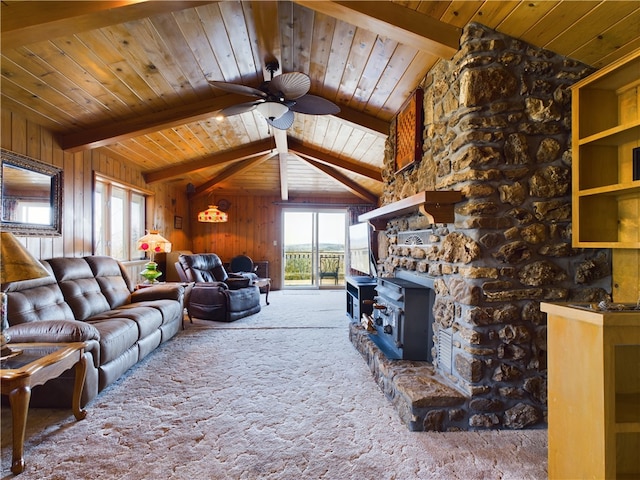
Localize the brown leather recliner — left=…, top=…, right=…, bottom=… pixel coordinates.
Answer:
left=177, top=253, right=261, bottom=322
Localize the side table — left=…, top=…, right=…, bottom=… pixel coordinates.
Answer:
left=255, top=278, right=271, bottom=305
left=1, top=342, right=88, bottom=474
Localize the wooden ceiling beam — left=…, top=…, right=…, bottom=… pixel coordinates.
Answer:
left=1, top=1, right=213, bottom=51
left=52, top=94, right=387, bottom=155
left=295, top=1, right=461, bottom=58
left=334, top=105, right=389, bottom=136
left=143, top=139, right=274, bottom=183
left=298, top=157, right=378, bottom=204
left=59, top=93, right=251, bottom=152
left=274, top=129, right=289, bottom=201
left=289, top=139, right=381, bottom=182
left=193, top=152, right=276, bottom=197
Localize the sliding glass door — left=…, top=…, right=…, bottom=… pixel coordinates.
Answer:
left=283, top=209, right=346, bottom=288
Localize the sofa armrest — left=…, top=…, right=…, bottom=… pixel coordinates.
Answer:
left=131, top=283, right=185, bottom=303
left=6, top=319, right=100, bottom=343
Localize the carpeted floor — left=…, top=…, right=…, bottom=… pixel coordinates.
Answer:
left=1, top=290, right=547, bottom=479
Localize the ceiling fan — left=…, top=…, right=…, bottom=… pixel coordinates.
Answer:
left=209, top=61, right=340, bottom=130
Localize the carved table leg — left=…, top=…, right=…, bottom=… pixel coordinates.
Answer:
left=9, top=385, right=31, bottom=474
left=72, top=354, right=88, bottom=420
left=264, top=280, right=270, bottom=305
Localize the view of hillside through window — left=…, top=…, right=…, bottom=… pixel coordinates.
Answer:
left=283, top=210, right=345, bottom=287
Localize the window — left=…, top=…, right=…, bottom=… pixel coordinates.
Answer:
left=94, top=174, right=149, bottom=261
left=283, top=209, right=346, bottom=288
left=11, top=199, right=50, bottom=225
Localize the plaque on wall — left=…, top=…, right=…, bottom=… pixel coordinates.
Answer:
left=395, top=88, right=424, bottom=173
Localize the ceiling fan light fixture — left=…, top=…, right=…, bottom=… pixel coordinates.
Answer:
left=256, top=101, right=288, bottom=121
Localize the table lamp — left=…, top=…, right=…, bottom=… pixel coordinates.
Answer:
left=1, top=232, right=51, bottom=357
left=137, top=230, right=172, bottom=283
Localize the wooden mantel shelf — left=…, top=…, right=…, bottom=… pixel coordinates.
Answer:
left=358, top=190, right=462, bottom=230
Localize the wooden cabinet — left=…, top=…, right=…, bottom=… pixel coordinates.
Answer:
left=541, top=302, right=640, bottom=479
left=572, top=48, right=640, bottom=248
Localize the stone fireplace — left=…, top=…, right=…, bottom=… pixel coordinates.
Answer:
left=350, top=23, right=613, bottom=431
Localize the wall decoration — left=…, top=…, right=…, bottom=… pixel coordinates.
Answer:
left=174, top=216, right=183, bottom=230
left=0, top=149, right=63, bottom=236
left=395, top=88, right=424, bottom=173
left=217, top=198, right=231, bottom=211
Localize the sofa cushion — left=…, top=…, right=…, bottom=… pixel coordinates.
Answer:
left=87, top=318, right=139, bottom=364
left=84, top=255, right=133, bottom=309
left=132, top=299, right=184, bottom=326
left=89, top=305, right=163, bottom=339
left=48, top=257, right=111, bottom=320
left=5, top=261, right=76, bottom=324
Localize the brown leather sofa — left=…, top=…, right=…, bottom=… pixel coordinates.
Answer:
left=4, top=256, right=184, bottom=407
left=176, top=253, right=261, bottom=322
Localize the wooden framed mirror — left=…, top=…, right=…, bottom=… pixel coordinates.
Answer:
left=1, top=149, right=63, bottom=236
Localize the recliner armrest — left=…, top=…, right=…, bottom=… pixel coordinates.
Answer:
left=193, top=280, right=228, bottom=290
left=228, top=272, right=259, bottom=282
left=225, top=277, right=251, bottom=289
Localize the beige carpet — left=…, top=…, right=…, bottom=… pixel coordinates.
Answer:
left=1, top=290, right=547, bottom=479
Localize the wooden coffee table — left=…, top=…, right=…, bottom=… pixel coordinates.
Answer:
left=1, top=342, right=88, bottom=474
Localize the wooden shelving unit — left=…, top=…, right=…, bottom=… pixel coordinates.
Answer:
left=541, top=302, right=640, bottom=479
left=572, top=48, right=640, bottom=249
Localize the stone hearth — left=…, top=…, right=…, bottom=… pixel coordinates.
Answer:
left=351, top=323, right=548, bottom=431
left=350, top=323, right=466, bottom=431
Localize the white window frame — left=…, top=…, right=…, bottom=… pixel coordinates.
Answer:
left=94, top=173, right=152, bottom=261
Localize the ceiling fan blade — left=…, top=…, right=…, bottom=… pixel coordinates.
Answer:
left=208, top=81, right=266, bottom=99
left=219, top=101, right=260, bottom=117
left=290, top=94, right=340, bottom=115
left=269, top=72, right=310, bottom=100
left=266, top=110, right=294, bottom=130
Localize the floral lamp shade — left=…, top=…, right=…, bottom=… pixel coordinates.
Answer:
left=198, top=205, right=228, bottom=223
left=137, top=231, right=172, bottom=262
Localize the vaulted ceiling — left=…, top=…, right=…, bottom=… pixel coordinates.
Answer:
left=2, top=1, right=639, bottom=202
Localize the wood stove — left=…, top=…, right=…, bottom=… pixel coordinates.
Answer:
left=369, top=273, right=435, bottom=361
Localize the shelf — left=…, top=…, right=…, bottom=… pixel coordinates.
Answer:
left=578, top=121, right=640, bottom=146
left=358, top=190, right=462, bottom=230
left=572, top=47, right=640, bottom=250
left=617, top=393, right=640, bottom=426
left=578, top=182, right=640, bottom=197
left=575, top=241, right=640, bottom=249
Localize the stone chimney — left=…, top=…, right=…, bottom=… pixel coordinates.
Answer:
left=375, top=23, right=610, bottom=429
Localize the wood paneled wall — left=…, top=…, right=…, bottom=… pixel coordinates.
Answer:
left=188, top=194, right=367, bottom=290
left=1, top=109, right=372, bottom=289
left=1, top=109, right=190, bottom=281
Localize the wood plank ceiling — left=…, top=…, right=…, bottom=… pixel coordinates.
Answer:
left=2, top=1, right=639, bottom=202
